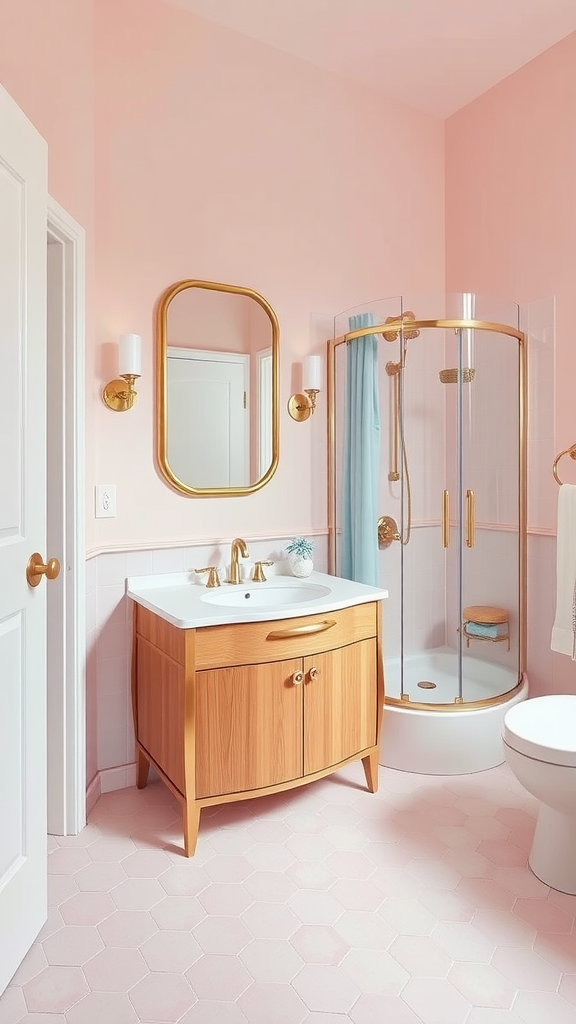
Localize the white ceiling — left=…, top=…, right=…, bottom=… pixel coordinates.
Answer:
left=167, top=0, right=576, bottom=117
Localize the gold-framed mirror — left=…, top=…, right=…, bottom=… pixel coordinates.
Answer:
left=156, top=279, right=280, bottom=497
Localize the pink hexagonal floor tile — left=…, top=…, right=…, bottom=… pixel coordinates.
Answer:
left=418, top=888, right=476, bottom=922
left=402, top=976, right=471, bottom=1024
left=110, top=877, right=166, bottom=911
left=513, top=897, right=573, bottom=933
left=140, top=929, right=202, bottom=972
left=492, top=866, right=549, bottom=898
left=197, top=882, right=254, bottom=917
left=448, top=962, right=516, bottom=1008
left=193, top=915, right=252, bottom=954
left=244, top=843, right=295, bottom=872
left=558, top=974, right=576, bottom=1007
left=241, top=869, right=296, bottom=902
left=433, top=921, right=495, bottom=963
left=350, top=992, right=430, bottom=1024
left=389, top=934, right=452, bottom=977
left=82, top=946, right=147, bottom=992
left=465, top=817, right=511, bottom=841
left=203, top=855, right=254, bottom=884
left=73, top=862, right=126, bottom=893
left=8, top=942, right=47, bottom=987
left=533, top=932, right=576, bottom=973
left=42, top=924, right=103, bottom=966
left=491, top=946, right=561, bottom=990
left=324, top=850, right=377, bottom=879
left=150, top=896, right=206, bottom=931
left=285, top=861, right=336, bottom=891
left=379, top=897, right=437, bottom=935
left=330, top=878, right=384, bottom=913
left=242, top=902, right=300, bottom=939
left=59, top=891, right=116, bottom=926
left=237, top=981, right=307, bottom=1024
left=513, top=990, right=576, bottom=1024
left=47, top=847, right=91, bottom=875
left=97, top=909, right=158, bottom=947
left=443, top=848, right=494, bottom=878
left=0, top=984, right=27, bottom=1023
left=158, top=864, right=210, bottom=897
left=476, top=840, right=527, bottom=867
left=23, top=966, right=89, bottom=1013
left=179, top=1001, right=249, bottom=1024
left=129, top=972, right=196, bottom=1022
left=472, top=908, right=536, bottom=947
left=47, top=874, right=78, bottom=908
left=288, top=889, right=343, bottom=926
left=186, top=954, right=252, bottom=1000
left=86, top=836, right=138, bottom=862
left=290, top=924, right=350, bottom=964
left=239, top=938, right=304, bottom=982
left=334, top=910, right=395, bottom=951
left=36, top=908, right=64, bottom=943
left=66, top=991, right=138, bottom=1024
left=292, top=964, right=360, bottom=1013
left=341, top=948, right=410, bottom=995
left=455, top=877, right=515, bottom=910
left=246, top=819, right=293, bottom=843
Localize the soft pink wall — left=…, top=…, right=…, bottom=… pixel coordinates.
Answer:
left=446, top=31, right=576, bottom=696
left=92, top=0, right=445, bottom=551
left=446, top=31, right=576, bottom=456
left=0, top=0, right=97, bottom=524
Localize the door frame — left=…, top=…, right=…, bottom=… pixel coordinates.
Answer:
left=46, top=196, right=85, bottom=835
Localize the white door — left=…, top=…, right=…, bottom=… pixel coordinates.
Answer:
left=167, top=347, right=249, bottom=488
left=0, top=84, right=49, bottom=995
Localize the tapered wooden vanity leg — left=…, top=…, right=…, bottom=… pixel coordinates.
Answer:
left=183, top=801, right=201, bottom=857
left=362, top=751, right=379, bottom=793
left=136, top=748, right=150, bottom=789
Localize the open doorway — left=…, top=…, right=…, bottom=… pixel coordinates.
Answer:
left=46, top=198, right=86, bottom=836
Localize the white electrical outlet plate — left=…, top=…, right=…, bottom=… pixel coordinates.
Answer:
left=95, top=484, right=116, bottom=518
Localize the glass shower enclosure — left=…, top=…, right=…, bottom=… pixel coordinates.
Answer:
left=329, top=293, right=526, bottom=711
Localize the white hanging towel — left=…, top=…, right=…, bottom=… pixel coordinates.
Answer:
left=551, top=483, right=576, bottom=658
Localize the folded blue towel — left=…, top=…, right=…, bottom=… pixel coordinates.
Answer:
left=466, top=621, right=508, bottom=639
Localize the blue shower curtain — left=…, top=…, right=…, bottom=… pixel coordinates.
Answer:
left=340, top=312, right=381, bottom=587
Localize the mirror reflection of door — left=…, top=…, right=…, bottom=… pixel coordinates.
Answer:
left=164, top=285, right=275, bottom=490
left=167, top=347, right=248, bottom=488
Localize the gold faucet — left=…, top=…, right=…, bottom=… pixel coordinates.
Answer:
left=227, top=537, right=249, bottom=584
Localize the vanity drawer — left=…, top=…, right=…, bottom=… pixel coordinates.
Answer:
left=194, top=602, right=378, bottom=669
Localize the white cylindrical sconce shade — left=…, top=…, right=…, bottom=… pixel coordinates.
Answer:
left=119, top=333, right=142, bottom=376
left=303, top=354, right=322, bottom=391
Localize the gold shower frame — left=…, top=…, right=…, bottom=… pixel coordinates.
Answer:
left=327, top=316, right=527, bottom=712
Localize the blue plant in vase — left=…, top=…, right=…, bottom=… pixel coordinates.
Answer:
left=286, top=537, right=314, bottom=577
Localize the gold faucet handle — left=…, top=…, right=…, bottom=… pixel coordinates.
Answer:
left=252, top=560, right=274, bottom=583
left=195, top=566, right=221, bottom=588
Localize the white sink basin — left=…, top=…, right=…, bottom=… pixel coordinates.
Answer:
left=201, top=582, right=332, bottom=608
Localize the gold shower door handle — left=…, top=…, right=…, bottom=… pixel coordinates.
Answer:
left=466, top=489, right=475, bottom=548
left=442, top=490, right=449, bottom=548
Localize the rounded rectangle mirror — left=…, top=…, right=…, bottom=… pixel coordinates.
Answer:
left=156, top=279, right=280, bottom=497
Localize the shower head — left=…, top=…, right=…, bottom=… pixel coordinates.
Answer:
left=382, top=310, right=420, bottom=343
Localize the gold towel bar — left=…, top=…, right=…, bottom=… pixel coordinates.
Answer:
left=553, top=444, right=576, bottom=484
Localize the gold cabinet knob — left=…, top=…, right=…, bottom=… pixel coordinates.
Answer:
left=292, top=671, right=304, bottom=686
left=308, top=666, right=320, bottom=681
left=26, top=553, right=61, bottom=588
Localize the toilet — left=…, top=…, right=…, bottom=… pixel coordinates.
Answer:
left=503, top=694, right=576, bottom=894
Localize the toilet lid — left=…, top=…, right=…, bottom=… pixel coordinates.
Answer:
left=503, top=695, right=576, bottom=767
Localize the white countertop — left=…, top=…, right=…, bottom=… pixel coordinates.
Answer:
left=126, top=570, right=388, bottom=629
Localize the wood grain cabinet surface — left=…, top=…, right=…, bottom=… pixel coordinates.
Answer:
left=131, top=601, right=384, bottom=855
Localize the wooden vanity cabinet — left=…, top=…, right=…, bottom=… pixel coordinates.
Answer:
left=132, top=601, right=384, bottom=855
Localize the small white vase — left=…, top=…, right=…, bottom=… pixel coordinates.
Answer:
left=288, top=553, right=313, bottom=578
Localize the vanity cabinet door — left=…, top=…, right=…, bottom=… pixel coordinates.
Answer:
left=195, top=658, right=304, bottom=799
left=303, top=638, right=377, bottom=776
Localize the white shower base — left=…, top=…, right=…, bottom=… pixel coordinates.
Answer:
left=380, top=647, right=529, bottom=775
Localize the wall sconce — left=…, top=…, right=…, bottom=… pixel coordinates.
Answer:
left=288, top=355, right=322, bottom=422
left=102, top=333, right=142, bottom=412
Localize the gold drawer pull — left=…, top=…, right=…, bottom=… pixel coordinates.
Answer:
left=267, top=619, right=337, bottom=640
left=292, top=671, right=304, bottom=686
left=308, top=666, right=320, bottom=681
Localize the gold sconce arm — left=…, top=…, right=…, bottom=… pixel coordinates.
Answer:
left=288, top=389, right=319, bottom=421
left=103, top=373, right=140, bottom=412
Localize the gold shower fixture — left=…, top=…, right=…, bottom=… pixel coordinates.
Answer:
left=382, top=310, right=420, bottom=342
left=439, top=367, right=476, bottom=384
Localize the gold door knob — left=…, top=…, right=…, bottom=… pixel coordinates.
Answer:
left=26, top=553, right=61, bottom=588
left=308, top=667, right=320, bottom=681
left=291, top=671, right=304, bottom=686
